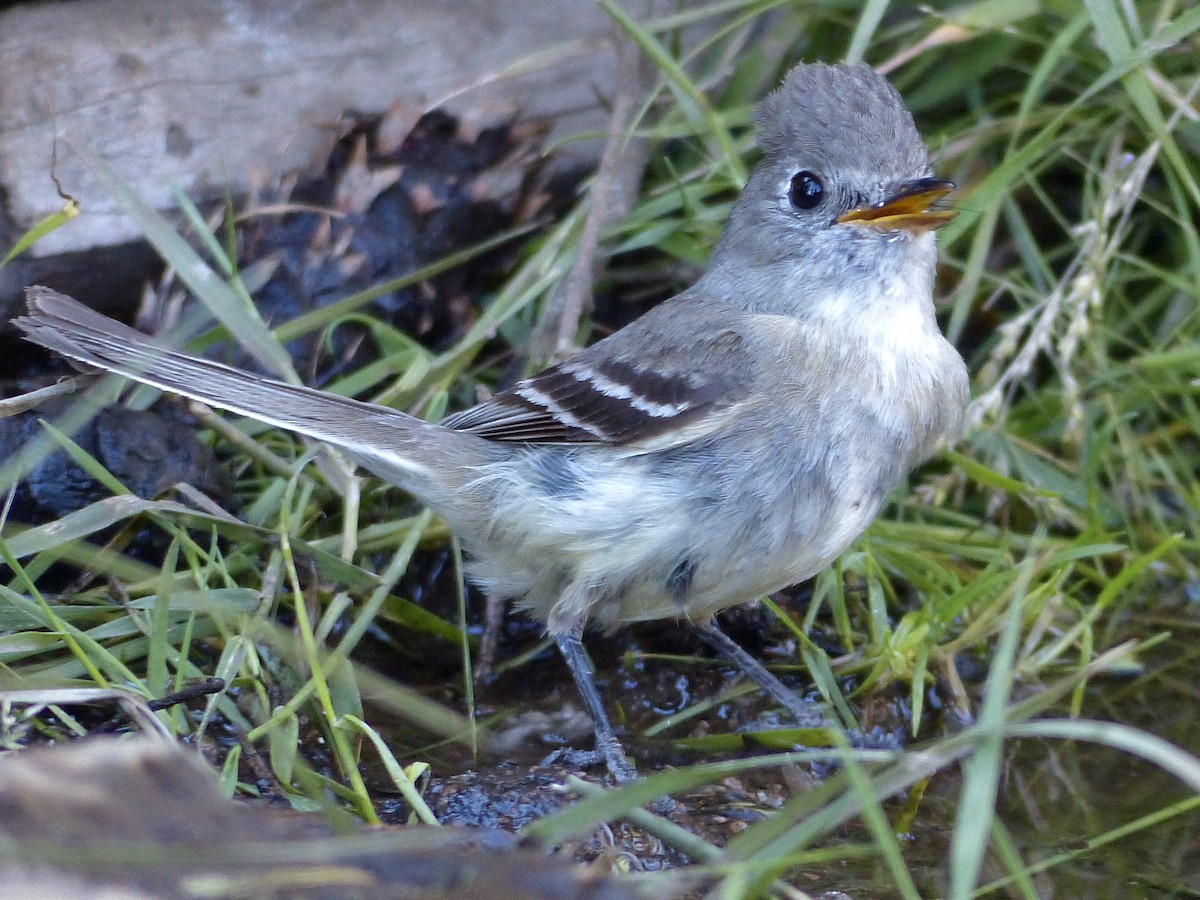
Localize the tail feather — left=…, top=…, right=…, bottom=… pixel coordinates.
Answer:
left=16, top=287, right=436, bottom=480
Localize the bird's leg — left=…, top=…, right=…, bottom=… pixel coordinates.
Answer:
left=473, top=592, right=506, bottom=683
left=552, top=631, right=639, bottom=783
left=691, top=619, right=826, bottom=728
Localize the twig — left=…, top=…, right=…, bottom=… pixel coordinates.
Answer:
left=535, top=34, right=654, bottom=363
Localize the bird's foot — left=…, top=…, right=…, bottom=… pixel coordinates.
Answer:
left=541, top=734, right=639, bottom=784
left=540, top=744, right=676, bottom=814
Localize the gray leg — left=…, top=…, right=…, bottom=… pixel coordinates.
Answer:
left=691, top=620, right=826, bottom=728
left=553, top=632, right=639, bottom=783
left=474, top=592, right=505, bottom=683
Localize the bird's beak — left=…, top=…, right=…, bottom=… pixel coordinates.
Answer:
left=836, top=178, right=956, bottom=232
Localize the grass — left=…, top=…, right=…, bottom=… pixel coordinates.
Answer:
left=2, top=1, right=1200, bottom=897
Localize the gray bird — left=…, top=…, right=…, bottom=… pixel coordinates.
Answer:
left=16, top=61, right=969, bottom=783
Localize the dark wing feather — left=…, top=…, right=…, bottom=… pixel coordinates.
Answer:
left=442, top=297, right=754, bottom=446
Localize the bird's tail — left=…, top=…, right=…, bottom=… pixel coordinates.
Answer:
left=15, top=286, right=443, bottom=484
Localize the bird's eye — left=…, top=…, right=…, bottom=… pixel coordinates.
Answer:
left=788, top=170, right=824, bottom=210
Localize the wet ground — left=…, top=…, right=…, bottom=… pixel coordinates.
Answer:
left=8, top=605, right=1197, bottom=897
left=357, top=577, right=1200, bottom=895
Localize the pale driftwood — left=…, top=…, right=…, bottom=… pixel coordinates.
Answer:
left=0, top=0, right=648, bottom=260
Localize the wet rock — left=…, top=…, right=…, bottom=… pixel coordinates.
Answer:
left=0, top=399, right=231, bottom=523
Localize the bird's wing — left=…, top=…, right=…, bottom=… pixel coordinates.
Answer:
left=443, top=296, right=756, bottom=446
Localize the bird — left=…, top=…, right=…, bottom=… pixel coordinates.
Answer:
left=16, top=61, right=969, bottom=783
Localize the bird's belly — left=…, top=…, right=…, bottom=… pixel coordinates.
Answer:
left=602, top=486, right=883, bottom=626
left=458, top=441, right=891, bottom=634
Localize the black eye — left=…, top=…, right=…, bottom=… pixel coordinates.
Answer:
left=788, top=170, right=824, bottom=210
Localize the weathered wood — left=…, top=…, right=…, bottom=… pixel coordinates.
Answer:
left=0, top=0, right=631, bottom=261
